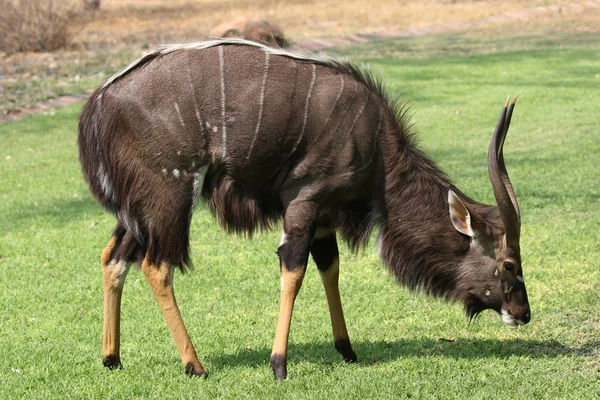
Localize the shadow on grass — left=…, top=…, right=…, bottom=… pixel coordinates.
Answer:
left=209, top=338, right=599, bottom=369
left=1, top=196, right=104, bottom=235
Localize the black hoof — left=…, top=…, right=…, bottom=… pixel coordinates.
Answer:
left=102, top=356, right=123, bottom=370
left=270, top=354, right=287, bottom=380
left=185, top=363, right=208, bottom=379
left=344, top=352, right=358, bottom=363
left=335, top=339, right=358, bottom=363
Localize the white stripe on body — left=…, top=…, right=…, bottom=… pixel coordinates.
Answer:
left=174, top=102, right=185, bottom=127
left=324, top=74, right=346, bottom=129
left=347, top=91, right=369, bottom=135
left=246, top=51, right=271, bottom=160
left=338, top=109, right=384, bottom=178
left=322, top=81, right=363, bottom=172
left=328, top=79, right=359, bottom=135
left=185, top=52, right=206, bottom=135
left=218, top=46, right=227, bottom=159
left=308, top=74, right=345, bottom=149
left=291, top=64, right=317, bottom=155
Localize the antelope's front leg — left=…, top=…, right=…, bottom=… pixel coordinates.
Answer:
left=270, top=203, right=315, bottom=380
left=270, top=239, right=309, bottom=380
left=141, top=257, right=207, bottom=378
left=311, top=232, right=357, bottom=363
left=101, top=237, right=131, bottom=369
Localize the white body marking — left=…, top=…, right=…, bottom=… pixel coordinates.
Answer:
left=192, top=165, right=209, bottom=207
left=218, top=46, right=227, bottom=159
left=97, top=163, right=114, bottom=200
left=173, top=169, right=180, bottom=178
left=291, top=64, right=317, bottom=155
left=161, top=168, right=167, bottom=175
left=213, top=126, right=218, bottom=133
left=500, top=309, right=518, bottom=326
left=494, top=269, right=499, bottom=277
left=309, top=74, right=345, bottom=149
left=247, top=51, right=271, bottom=160
left=338, top=109, right=383, bottom=178
left=184, top=52, right=205, bottom=133
left=174, top=102, right=185, bottom=127
left=278, top=232, right=289, bottom=292
left=279, top=232, right=289, bottom=247
left=195, top=107, right=204, bottom=132
left=121, top=210, right=141, bottom=242
left=485, top=290, right=491, bottom=296
left=348, top=91, right=369, bottom=135
left=324, top=74, right=345, bottom=128
left=107, top=260, right=131, bottom=290
left=516, top=275, right=524, bottom=283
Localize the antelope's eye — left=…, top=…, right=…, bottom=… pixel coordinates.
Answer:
left=503, top=261, right=515, bottom=271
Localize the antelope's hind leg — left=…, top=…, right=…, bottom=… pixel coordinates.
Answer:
left=139, top=186, right=207, bottom=377
left=311, top=231, right=357, bottom=363
left=101, top=227, right=137, bottom=369
left=141, top=258, right=207, bottom=377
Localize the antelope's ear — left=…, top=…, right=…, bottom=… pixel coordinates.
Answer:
left=448, top=190, right=476, bottom=237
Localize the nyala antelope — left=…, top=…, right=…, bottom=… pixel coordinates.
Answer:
left=78, top=39, right=530, bottom=380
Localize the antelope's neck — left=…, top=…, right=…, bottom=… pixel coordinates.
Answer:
left=378, top=132, right=468, bottom=299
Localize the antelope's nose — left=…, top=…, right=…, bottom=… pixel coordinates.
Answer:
left=514, top=305, right=531, bottom=325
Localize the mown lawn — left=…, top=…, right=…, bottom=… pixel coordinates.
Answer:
left=0, top=33, right=598, bottom=398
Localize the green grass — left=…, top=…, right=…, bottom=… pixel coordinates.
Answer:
left=1, top=33, right=599, bottom=398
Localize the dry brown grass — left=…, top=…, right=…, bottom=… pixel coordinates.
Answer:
left=79, top=0, right=582, bottom=46
left=0, top=0, right=94, bottom=55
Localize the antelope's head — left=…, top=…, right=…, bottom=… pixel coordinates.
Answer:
left=448, top=97, right=530, bottom=326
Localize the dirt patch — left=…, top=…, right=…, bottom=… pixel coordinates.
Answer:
left=0, top=93, right=89, bottom=124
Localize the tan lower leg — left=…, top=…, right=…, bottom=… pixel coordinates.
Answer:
left=141, top=257, right=206, bottom=376
left=101, top=237, right=130, bottom=367
left=319, top=257, right=356, bottom=362
left=270, top=266, right=306, bottom=379
left=319, top=257, right=350, bottom=342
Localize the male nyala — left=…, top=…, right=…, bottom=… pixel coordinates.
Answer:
left=78, top=39, right=530, bottom=380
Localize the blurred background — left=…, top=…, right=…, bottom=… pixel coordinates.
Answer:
left=1, top=0, right=598, bottom=118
